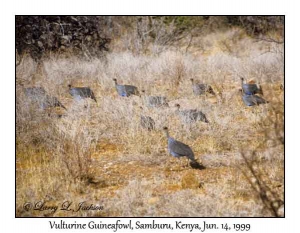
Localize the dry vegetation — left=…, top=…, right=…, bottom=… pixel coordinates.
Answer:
left=16, top=24, right=284, bottom=217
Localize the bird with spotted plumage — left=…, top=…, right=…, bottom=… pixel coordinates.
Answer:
left=241, top=92, right=268, bottom=106
left=24, top=86, right=67, bottom=110
left=190, top=78, right=215, bottom=95
left=140, top=115, right=155, bottom=131
left=139, top=107, right=155, bottom=131
left=175, top=104, right=209, bottom=124
left=24, top=87, right=46, bottom=97
left=141, top=90, right=169, bottom=107
left=113, top=78, right=140, bottom=97
left=240, top=77, right=263, bottom=95
left=68, top=84, right=97, bottom=102
left=163, top=127, right=205, bottom=169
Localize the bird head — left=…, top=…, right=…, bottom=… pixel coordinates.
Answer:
left=113, top=79, right=117, bottom=84
left=280, top=83, right=284, bottom=90
left=68, top=84, right=72, bottom=89
left=163, top=126, right=169, bottom=137
left=190, top=78, right=194, bottom=83
left=175, top=104, right=180, bottom=110
left=239, top=77, right=246, bottom=87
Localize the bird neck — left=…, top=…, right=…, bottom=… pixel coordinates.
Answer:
left=241, top=79, right=244, bottom=86
left=175, top=106, right=181, bottom=115
left=164, top=131, right=170, bottom=139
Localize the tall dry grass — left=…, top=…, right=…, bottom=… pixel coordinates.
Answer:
left=16, top=32, right=284, bottom=217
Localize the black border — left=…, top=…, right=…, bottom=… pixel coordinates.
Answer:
left=15, top=15, right=285, bottom=219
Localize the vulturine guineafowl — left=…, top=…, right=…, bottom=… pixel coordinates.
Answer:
left=140, top=116, right=155, bottom=131
left=240, top=77, right=263, bottom=95
left=141, top=90, right=169, bottom=107
left=163, top=127, right=205, bottom=169
left=175, top=104, right=209, bottom=123
left=68, top=84, right=97, bottom=102
left=24, top=87, right=67, bottom=110
left=24, top=87, right=46, bottom=97
left=139, top=107, right=155, bottom=131
left=190, top=79, right=215, bottom=95
left=113, top=79, right=140, bottom=97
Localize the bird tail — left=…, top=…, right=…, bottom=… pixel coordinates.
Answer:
left=91, top=93, right=97, bottom=103
left=57, top=101, right=67, bottom=110
left=136, top=90, right=141, bottom=97
left=204, top=117, right=209, bottom=123
left=209, top=89, right=216, bottom=95
left=58, top=102, right=67, bottom=110
left=258, top=85, right=264, bottom=95
left=189, top=159, right=206, bottom=170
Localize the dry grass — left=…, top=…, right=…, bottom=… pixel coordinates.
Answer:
left=16, top=30, right=284, bottom=217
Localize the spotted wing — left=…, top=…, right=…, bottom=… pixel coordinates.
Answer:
left=169, top=138, right=195, bottom=160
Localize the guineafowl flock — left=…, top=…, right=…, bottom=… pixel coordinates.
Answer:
left=20, top=75, right=269, bottom=169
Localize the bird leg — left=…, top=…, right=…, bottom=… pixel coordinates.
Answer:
left=179, top=158, right=183, bottom=168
